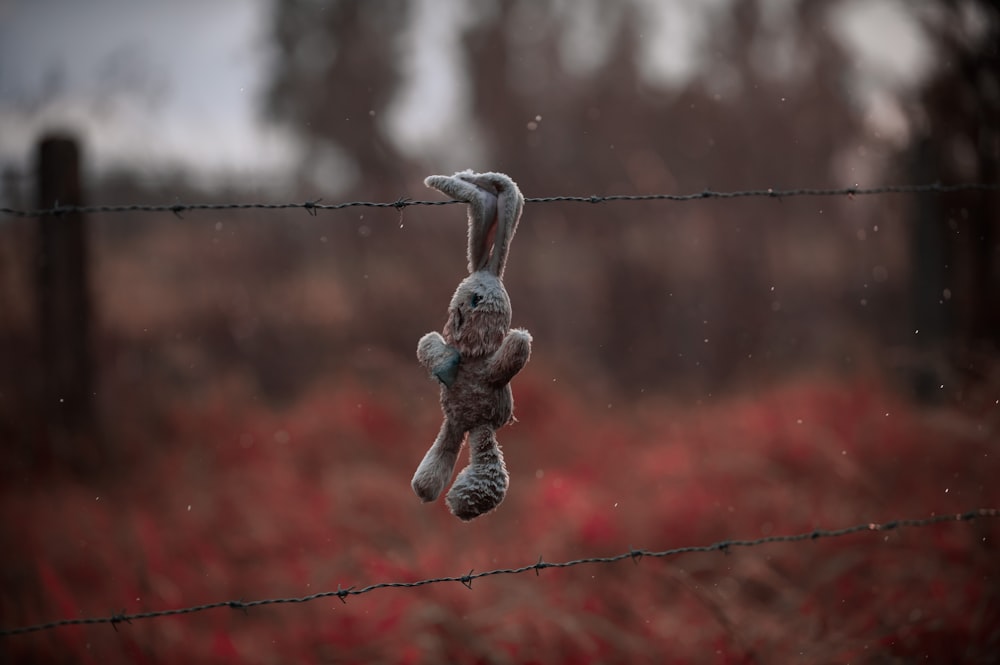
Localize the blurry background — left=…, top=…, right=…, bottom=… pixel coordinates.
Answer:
left=1, top=0, right=998, bottom=663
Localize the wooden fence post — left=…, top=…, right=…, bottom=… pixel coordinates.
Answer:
left=36, top=134, right=98, bottom=468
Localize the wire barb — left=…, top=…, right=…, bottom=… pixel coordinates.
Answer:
left=335, top=584, right=353, bottom=604
left=302, top=198, right=322, bottom=216
left=1, top=508, right=995, bottom=638
left=227, top=600, right=249, bottom=614
left=109, top=610, right=130, bottom=632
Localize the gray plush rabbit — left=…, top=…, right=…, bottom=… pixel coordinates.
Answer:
left=412, top=170, right=532, bottom=521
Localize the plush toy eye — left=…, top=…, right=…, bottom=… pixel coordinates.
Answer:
left=470, top=293, right=482, bottom=308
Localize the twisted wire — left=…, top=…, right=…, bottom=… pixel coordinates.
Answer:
left=1, top=508, right=995, bottom=637
left=2, top=182, right=997, bottom=219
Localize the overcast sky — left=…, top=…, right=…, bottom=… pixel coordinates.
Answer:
left=0, top=0, right=938, bottom=198
left=0, top=0, right=298, bottom=191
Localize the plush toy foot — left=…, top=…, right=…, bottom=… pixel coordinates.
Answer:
left=445, top=445, right=509, bottom=521
left=412, top=420, right=463, bottom=502
left=412, top=446, right=458, bottom=502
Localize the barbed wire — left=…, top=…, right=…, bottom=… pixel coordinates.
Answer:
left=1, top=182, right=997, bottom=219
left=1, top=507, right=995, bottom=638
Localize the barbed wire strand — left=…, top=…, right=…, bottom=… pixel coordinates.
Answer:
left=2, top=508, right=995, bottom=638
left=2, top=182, right=997, bottom=219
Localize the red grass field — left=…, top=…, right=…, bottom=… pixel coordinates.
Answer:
left=1, top=370, right=998, bottom=663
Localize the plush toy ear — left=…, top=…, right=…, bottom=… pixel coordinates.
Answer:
left=424, top=171, right=524, bottom=277
left=425, top=173, right=497, bottom=274
left=477, top=175, right=523, bottom=278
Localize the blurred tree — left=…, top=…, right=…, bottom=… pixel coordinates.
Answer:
left=260, top=0, right=991, bottom=394
left=457, top=0, right=868, bottom=389
left=908, top=0, right=999, bottom=397
left=265, top=0, right=412, bottom=197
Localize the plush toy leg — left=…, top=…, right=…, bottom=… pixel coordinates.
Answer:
left=446, top=425, right=509, bottom=521
left=412, top=418, right=464, bottom=502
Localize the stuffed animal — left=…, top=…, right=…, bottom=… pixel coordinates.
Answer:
left=411, top=170, right=533, bottom=521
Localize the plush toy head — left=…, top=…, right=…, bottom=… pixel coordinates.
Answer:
left=445, top=271, right=512, bottom=358
left=428, top=170, right=523, bottom=359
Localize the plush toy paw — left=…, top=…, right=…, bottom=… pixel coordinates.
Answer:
left=433, top=351, right=460, bottom=387
left=417, top=332, right=461, bottom=388
left=488, top=328, right=532, bottom=385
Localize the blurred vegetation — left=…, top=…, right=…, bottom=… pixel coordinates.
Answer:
left=3, top=376, right=999, bottom=662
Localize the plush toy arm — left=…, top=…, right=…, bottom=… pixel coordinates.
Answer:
left=418, top=331, right=461, bottom=387
left=486, top=328, right=532, bottom=386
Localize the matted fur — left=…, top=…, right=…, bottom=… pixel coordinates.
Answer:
left=412, top=171, right=532, bottom=521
